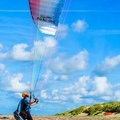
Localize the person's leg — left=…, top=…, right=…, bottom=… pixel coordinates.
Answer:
left=26, top=112, right=33, bottom=120
left=20, top=112, right=26, bottom=120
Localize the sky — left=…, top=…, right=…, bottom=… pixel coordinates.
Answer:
left=0, top=0, right=120, bottom=116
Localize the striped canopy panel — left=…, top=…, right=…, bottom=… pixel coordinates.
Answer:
left=29, top=0, right=65, bottom=35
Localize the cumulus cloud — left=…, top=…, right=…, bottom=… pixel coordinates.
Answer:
left=72, top=20, right=88, bottom=32
left=52, top=95, right=67, bottom=101
left=0, top=43, right=3, bottom=51
left=41, top=69, right=53, bottom=83
left=40, top=89, right=67, bottom=102
left=0, top=63, right=5, bottom=71
left=71, top=95, right=81, bottom=103
left=1, top=72, right=29, bottom=92
left=50, top=50, right=88, bottom=74
left=33, top=36, right=57, bottom=60
left=89, top=76, right=112, bottom=95
left=59, top=75, right=68, bottom=81
left=114, top=91, right=120, bottom=101
left=54, top=75, right=68, bottom=81
left=0, top=52, right=8, bottom=60
left=40, top=75, right=120, bottom=104
left=0, top=43, right=9, bottom=60
left=12, top=43, right=32, bottom=61
left=57, top=24, right=68, bottom=38
left=41, top=89, right=48, bottom=99
left=40, top=76, right=90, bottom=103
left=9, top=73, right=29, bottom=92
left=62, top=76, right=90, bottom=98
left=94, top=55, right=120, bottom=76
left=0, top=36, right=57, bottom=61
left=52, top=90, right=58, bottom=96
left=52, top=89, right=67, bottom=101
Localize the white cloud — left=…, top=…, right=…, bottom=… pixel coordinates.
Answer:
left=44, top=36, right=57, bottom=48
left=33, top=36, right=57, bottom=60
left=40, top=89, right=67, bottom=102
left=63, top=76, right=89, bottom=95
left=0, top=43, right=9, bottom=60
left=114, top=91, right=120, bottom=101
left=57, top=24, right=68, bottom=38
left=0, top=43, right=3, bottom=51
left=0, top=37, right=57, bottom=61
left=71, top=95, right=81, bottom=103
left=0, top=63, right=5, bottom=71
left=52, top=94, right=67, bottom=101
left=40, top=76, right=90, bottom=103
left=41, top=69, right=52, bottom=82
left=72, top=20, right=88, bottom=32
left=1, top=72, right=29, bottom=92
left=0, top=52, right=8, bottom=60
left=50, top=50, right=88, bottom=74
left=89, top=76, right=111, bottom=95
left=0, top=53, right=8, bottom=60
left=60, top=75, right=68, bottom=81
left=52, top=90, right=67, bottom=101
left=52, top=90, right=58, bottom=96
left=39, top=75, right=120, bottom=104
left=41, top=89, right=48, bottom=99
left=94, top=55, right=120, bottom=76
left=101, top=96, right=112, bottom=101
left=12, top=43, right=32, bottom=61
left=7, top=73, right=29, bottom=92
left=11, top=36, right=57, bottom=61
left=54, top=75, right=68, bottom=81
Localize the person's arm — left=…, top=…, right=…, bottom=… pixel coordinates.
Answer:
left=28, top=98, right=39, bottom=105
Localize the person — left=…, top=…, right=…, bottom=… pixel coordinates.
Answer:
left=19, top=91, right=39, bottom=120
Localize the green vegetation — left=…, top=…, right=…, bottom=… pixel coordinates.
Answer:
left=55, top=101, right=120, bottom=116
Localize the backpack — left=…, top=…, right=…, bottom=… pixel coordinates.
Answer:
left=13, top=110, right=23, bottom=120
left=13, top=101, right=24, bottom=120
left=13, top=99, right=27, bottom=120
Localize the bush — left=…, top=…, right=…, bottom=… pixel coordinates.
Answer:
left=55, top=101, right=120, bottom=116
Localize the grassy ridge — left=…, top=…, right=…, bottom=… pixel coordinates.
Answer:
left=55, top=101, right=120, bottom=116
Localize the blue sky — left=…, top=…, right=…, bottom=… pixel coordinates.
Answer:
left=0, top=0, right=120, bottom=116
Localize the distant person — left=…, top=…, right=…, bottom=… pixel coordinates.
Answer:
left=14, top=91, right=39, bottom=120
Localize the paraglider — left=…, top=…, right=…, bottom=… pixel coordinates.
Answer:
left=28, top=0, right=65, bottom=96
left=29, top=0, right=65, bottom=35
left=14, top=0, right=66, bottom=118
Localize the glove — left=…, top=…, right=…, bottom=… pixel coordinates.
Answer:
left=34, top=98, right=39, bottom=103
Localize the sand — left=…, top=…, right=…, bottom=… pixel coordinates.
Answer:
left=0, top=114, right=120, bottom=120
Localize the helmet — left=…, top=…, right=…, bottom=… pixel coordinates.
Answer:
left=22, top=92, right=29, bottom=98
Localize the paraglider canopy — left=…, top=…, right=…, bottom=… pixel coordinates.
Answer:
left=29, top=0, right=65, bottom=35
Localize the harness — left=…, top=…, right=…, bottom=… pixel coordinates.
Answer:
left=13, top=100, right=23, bottom=120
left=20, top=99, right=28, bottom=119
left=21, top=99, right=28, bottom=111
left=13, top=99, right=28, bottom=120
